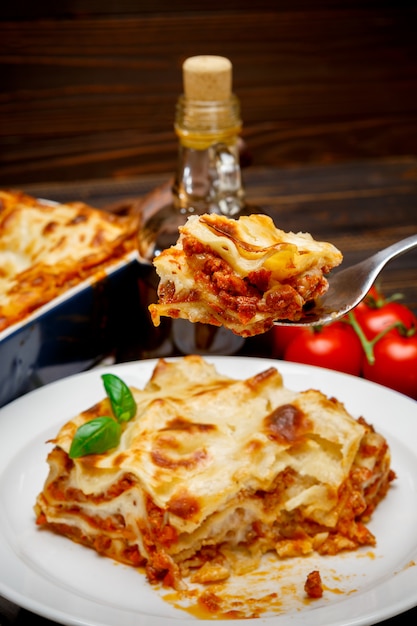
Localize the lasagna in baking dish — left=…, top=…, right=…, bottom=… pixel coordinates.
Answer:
left=149, top=213, right=343, bottom=337
left=0, top=190, right=139, bottom=332
left=35, top=355, right=394, bottom=590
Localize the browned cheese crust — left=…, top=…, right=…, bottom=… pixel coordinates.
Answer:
left=0, top=190, right=139, bottom=332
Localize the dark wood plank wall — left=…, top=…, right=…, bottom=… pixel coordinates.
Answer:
left=1, top=1, right=417, bottom=185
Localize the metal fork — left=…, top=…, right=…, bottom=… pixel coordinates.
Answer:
left=274, top=233, right=417, bottom=326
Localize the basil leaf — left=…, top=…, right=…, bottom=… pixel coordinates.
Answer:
left=69, top=416, right=121, bottom=458
left=101, top=373, right=137, bottom=423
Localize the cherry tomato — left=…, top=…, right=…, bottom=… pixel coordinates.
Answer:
left=362, top=329, right=417, bottom=399
left=354, top=300, right=417, bottom=340
left=283, top=322, right=363, bottom=376
left=270, top=326, right=305, bottom=359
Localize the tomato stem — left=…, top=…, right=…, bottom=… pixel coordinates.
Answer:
left=346, top=312, right=376, bottom=364
left=346, top=312, right=406, bottom=365
left=366, top=290, right=404, bottom=309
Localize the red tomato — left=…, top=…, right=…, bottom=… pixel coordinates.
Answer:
left=283, top=322, right=363, bottom=376
left=362, top=329, right=417, bottom=399
left=354, top=300, right=417, bottom=340
left=270, top=326, right=305, bottom=359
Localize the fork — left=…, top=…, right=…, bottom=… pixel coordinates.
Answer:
left=274, top=233, right=417, bottom=326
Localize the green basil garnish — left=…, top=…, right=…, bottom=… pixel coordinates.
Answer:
left=101, top=373, right=137, bottom=423
left=69, top=373, right=137, bottom=458
left=69, top=416, right=121, bottom=458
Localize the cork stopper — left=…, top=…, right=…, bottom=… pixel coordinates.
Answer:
left=182, top=55, right=232, bottom=101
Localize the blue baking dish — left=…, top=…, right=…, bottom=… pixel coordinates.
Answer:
left=0, top=251, right=143, bottom=408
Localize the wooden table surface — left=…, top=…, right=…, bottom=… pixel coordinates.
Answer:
left=2, top=155, right=417, bottom=626
left=2, top=2, right=417, bottom=185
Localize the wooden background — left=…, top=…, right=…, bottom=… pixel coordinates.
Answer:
left=1, top=1, right=417, bottom=186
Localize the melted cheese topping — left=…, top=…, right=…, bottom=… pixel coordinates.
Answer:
left=149, top=213, right=343, bottom=336
left=35, top=356, right=394, bottom=589
left=186, top=214, right=341, bottom=279
left=0, top=190, right=139, bottom=332
left=54, top=357, right=364, bottom=533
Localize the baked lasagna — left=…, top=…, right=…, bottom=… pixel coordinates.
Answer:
left=0, top=190, right=139, bottom=332
left=149, top=213, right=343, bottom=337
left=35, top=355, right=394, bottom=591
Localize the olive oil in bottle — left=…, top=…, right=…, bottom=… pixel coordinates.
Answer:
left=138, top=55, right=251, bottom=357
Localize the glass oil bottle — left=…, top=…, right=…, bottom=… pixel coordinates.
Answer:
left=137, top=55, right=252, bottom=357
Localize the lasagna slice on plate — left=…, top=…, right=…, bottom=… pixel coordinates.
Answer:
left=148, top=213, right=343, bottom=337
left=35, top=355, right=394, bottom=591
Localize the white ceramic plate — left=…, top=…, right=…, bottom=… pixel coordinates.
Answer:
left=0, top=356, right=416, bottom=626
